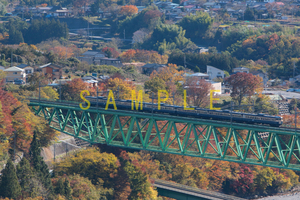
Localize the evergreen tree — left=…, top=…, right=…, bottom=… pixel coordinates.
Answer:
left=244, top=6, right=255, bottom=20
left=40, top=161, right=53, bottom=192
left=0, top=159, right=22, bottom=199
left=29, top=131, right=53, bottom=194
left=64, top=178, right=72, bottom=200
left=9, top=26, right=24, bottom=44
left=29, top=131, right=42, bottom=172
left=16, top=157, right=33, bottom=197
left=55, top=178, right=65, bottom=195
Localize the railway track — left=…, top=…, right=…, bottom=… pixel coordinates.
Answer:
left=28, top=98, right=300, bottom=133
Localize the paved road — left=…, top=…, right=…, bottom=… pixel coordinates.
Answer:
left=259, top=192, right=300, bottom=200
left=262, top=90, right=300, bottom=99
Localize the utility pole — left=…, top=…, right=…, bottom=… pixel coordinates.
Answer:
left=96, top=86, right=98, bottom=109
left=124, top=29, right=125, bottom=40
left=39, top=81, right=41, bottom=102
left=87, top=22, right=89, bottom=39
left=293, top=61, right=296, bottom=88
left=13, top=131, right=16, bottom=162
left=152, top=92, right=154, bottom=115
left=184, top=55, right=186, bottom=68
left=59, top=80, right=62, bottom=102
left=11, top=51, right=12, bottom=67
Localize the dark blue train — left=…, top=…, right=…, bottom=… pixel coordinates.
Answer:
left=85, top=96, right=283, bottom=127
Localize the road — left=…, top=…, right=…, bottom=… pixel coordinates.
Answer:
left=262, top=90, right=300, bottom=99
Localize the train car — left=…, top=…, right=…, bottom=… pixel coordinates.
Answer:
left=85, top=96, right=283, bottom=127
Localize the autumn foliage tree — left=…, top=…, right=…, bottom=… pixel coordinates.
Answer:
left=120, top=5, right=138, bottom=17
left=185, top=77, right=213, bottom=108
left=49, top=46, right=75, bottom=59
left=225, top=72, right=263, bottom=106
left=61, top=78, right=96, bottom=101
left=102, top=47, right=119, bottom=58
left=120, top=49, right=168, bottom=64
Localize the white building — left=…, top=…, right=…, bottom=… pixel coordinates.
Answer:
left=233, top=67, right=249, bottom=74
left=4, top=66, right=26, bottom=84
left=207, top=65, right=225, bottom=80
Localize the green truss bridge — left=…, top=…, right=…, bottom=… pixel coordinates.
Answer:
left=28, top=98, right=300, bottom=171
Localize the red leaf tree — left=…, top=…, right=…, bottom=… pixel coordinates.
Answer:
left=225, top=72, right=263, bottom=106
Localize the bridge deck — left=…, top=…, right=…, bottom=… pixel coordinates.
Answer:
left=28, top=99, right=300, bottom=170
left=153, top=179, right=245, bottom=200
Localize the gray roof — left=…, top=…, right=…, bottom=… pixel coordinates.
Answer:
left=82, top=50, right=105, bottom=56
left=17, top=64, right=29, bottom=69
left=203, top=2, right=216, bottom=6
left=81, top=76, right=97, bottom=80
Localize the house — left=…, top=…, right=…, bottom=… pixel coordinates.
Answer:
left=142, top=63, right=166, bottom=75
left=82, top=76, right=98, bottom=86
left=38, top=63, right=63, bottom=80
left=3, top=66, right=26, bottom=84
left=77, top=50, right=106, bottom=65
left=81, top=76, right=97, bottom=81
left=233, top=67, right=249, bottom=74
left=17, top=64, right=34, bottom=75
left=252, top=71, right=268, bottom=86
left=185, top=72, right=209, bottom=80
left=184, top=80, right=221, bottom=94
left=94, top=58, right=123, bottom=67
left=207, top=65, right=225, bottom=80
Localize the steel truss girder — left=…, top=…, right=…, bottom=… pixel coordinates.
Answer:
left=29, top=102, right=300, bottom=170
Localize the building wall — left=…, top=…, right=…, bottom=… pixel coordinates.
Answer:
left=211, top=82, right=222, bottom=94
left=207, top=66, right=224, bottom=80
left=24, top=67, right=34, bottom=74
left=5, top=71, right=26, bottom=82
left=42, top=66, right=62, bottom=80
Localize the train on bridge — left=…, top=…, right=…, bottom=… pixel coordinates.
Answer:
left=85, top=96, right=283, bottom=127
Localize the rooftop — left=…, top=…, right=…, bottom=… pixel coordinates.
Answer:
left=3, top=66, right=24, bottom=72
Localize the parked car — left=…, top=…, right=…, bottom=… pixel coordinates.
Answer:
left=286, top=88, right=295, bottom=92
left=14, top=80, right=24, bottom=85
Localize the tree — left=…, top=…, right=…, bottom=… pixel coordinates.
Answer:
left=29, top=131, right=42, bottom=173
left=61, top=78, right=96, bottom=101
left=178, top=12, right=213, bottom=38
left=120, top=5, right=138, bottom=17
left=16, top=157, right=34, bottom=198
left=90, top=0, right=101, bottom=15
left=254, top=168, right=275, bottom=194
left=244, top=7, right=255, bottom=20
left=0, top=159, right=22, bottom=199
left=144, top=76, right=166, bottom=93
left=29, top=131, right=53, bottom=194
left=225, top=72, right=263, bottom=106
left=231, top=165, right=254, bottom=195
left=102, top=47, right=119, bottom=58
left=9, top=26, right=24, bottom=44
left=142, top=23, right=196, bottom=52
left=185, top=77, right=213, bottom=107
left=64, top=178, right=72, bottom=200
left=54, top=148, right=119, bottom=187
left=55, top=178, right=65, bottom=195
left=0, top=2, right=7, bottom=16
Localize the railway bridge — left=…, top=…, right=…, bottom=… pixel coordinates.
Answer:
left=28, top=98, right=300, bottom=171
